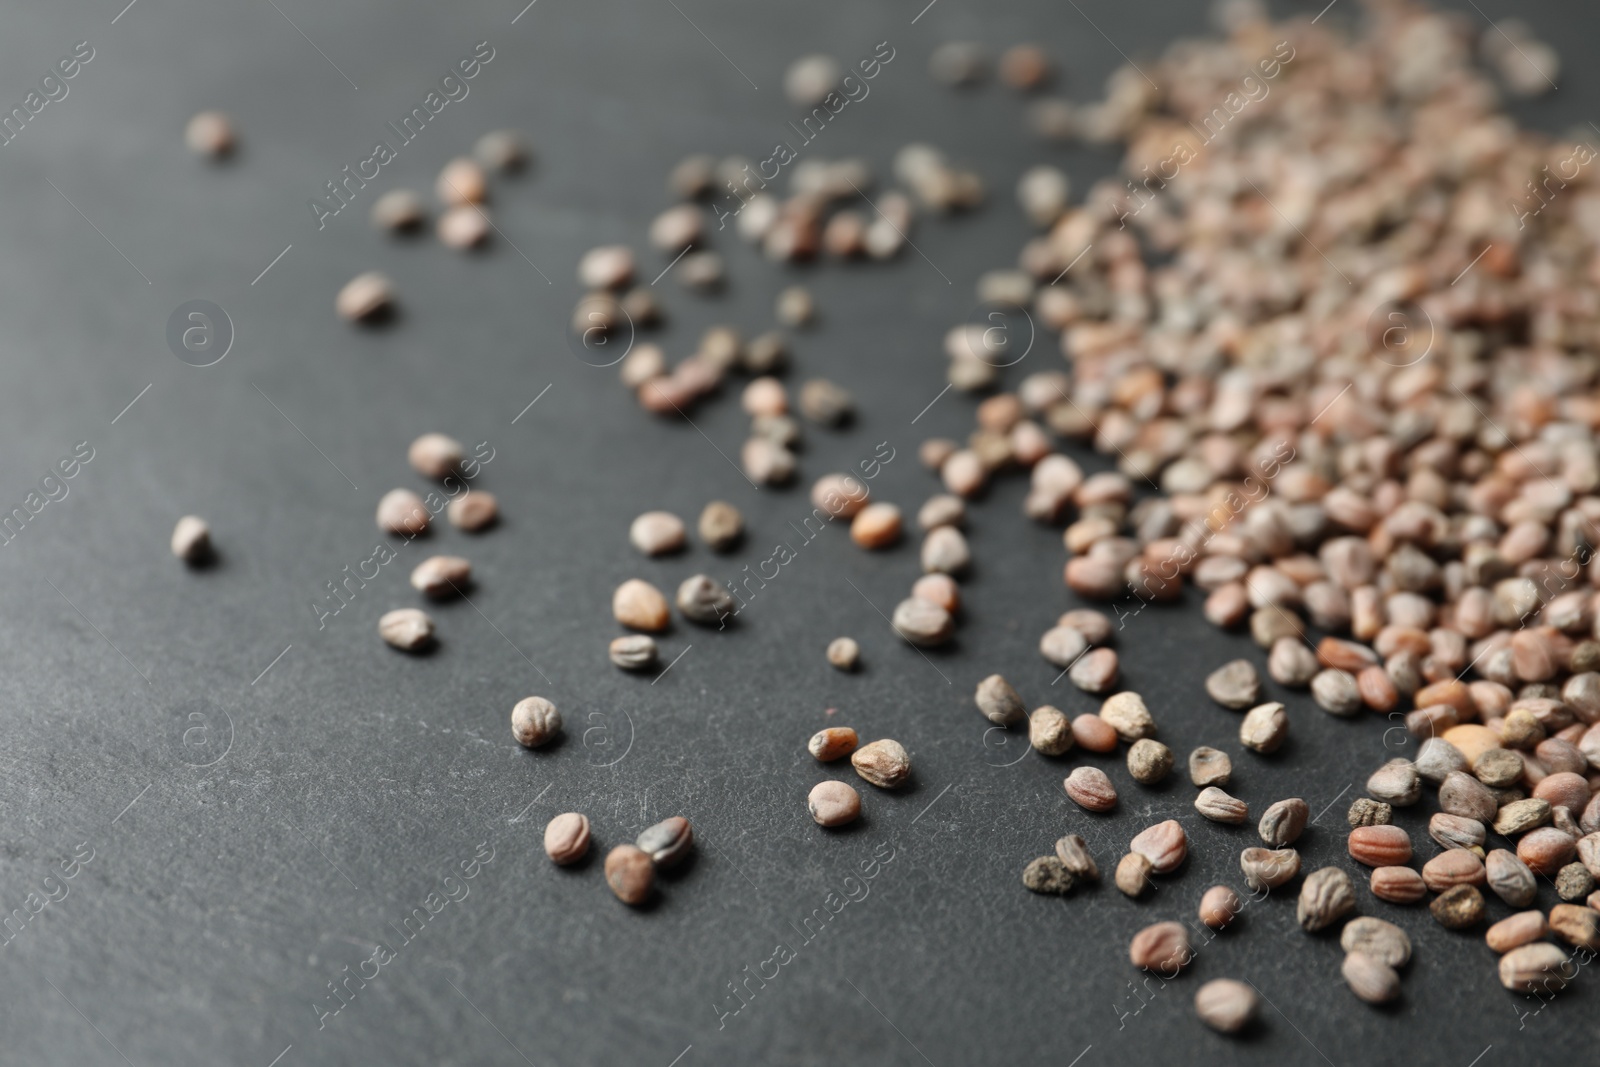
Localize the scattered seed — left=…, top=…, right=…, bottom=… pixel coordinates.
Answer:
left=851, top=503, right=903, bottom=549
left=1022, top=856, right=1074, bottom=895
left=1485, top=911, right=1547, bottom=954
left=1258, top=798, right=1309, bottom=847
left=1347, top=798, right=1392, bottom=827
left=1428, top=884, right=1486, bottom=929
left=808, top=780, right=861, bottom=826
left=1069, top=648, right=1120, bottom=693
left=376, top=488, right=429, bottom=536
left=1239, top=847, right=1300, bottom=892
left=1199, top=885, right=1242, bottom=930
left=630, top=511, right=686, bottom=556
left=1129, top=921, right=1191, bottom=973
left=799, top=379, right=854, bottom=426
left=1130, top=819, right=1187, bottom=873
left=1029, top=705, right=1074, bottom=756
left=371, top=189, right=425, bottom=231
left=409, top=555, right=470, bottom=598
left=1206, top=659, right=1262, bottom=709
left=1064, top=767, right=1117, bottom=813
left=1072, top=714, right=1120, bottom=753
left=1548, top=903, right=1600, bottom=950
left=891, top=597, right=954, bottom=647
left=543, top=813, right=590, bottom=866
left=185, top=110, right=234, bottom=157
left=1239, top=701, right=1287, bottom=754
left=378, top=607, right=434, bottom=652
left=436, top=157, right=487, bottom=205
left=1341, top=952, right=1401, bottom=1005
left=698, top=501, right=743, bottom=551
left=811, top=473, right=869, bottom=519
left=1099, top=691, right=1155, bottom=742
left=437, top=205, right=490, bottom=249
left=918, top=494, right=966, bottom=531
left=826, top=637, right=860, bottom=671
left=851, top=739, right=910, bottom=789
left=676, top=574, right=734, bottom=625
left=1127, top=739, right=1174, bottom=785
left=603, top=844, right=653, bottom=905
left=775, top=285, right=815, bottom=327
left=911, top=574, right=961, bottom=615
left=1194, top=978, right=1258, bottom=1034
left=1366, top=759, right=1422, bottom=807
left=1115, top=852, right=1153, bottom=898
left=447, top=491, right=498, bottom=532
left=510, top=696, right=561, bottom=749
left=1340, top=917, right=1411, bottom=968
left=170, top=516, right=211, bottom=563
left=337, top=272, right=394, bottom=321
left=808, top=727, right=858, bottom=762
left=636, top=816, right=693, bottom=869
left=1054, top=835, right=1099, bottom=881
left=1195, top=786, right=1249, bottom=825
left=474, top=129, right=530, bottom=172
left=921, top=526, right=971, bottom=576
left=608, top=634, right=658, bottom=671
left=1498, top=943, right=1572, bottom=993
left=1188, top=747, right=1232, bottom=787
left=1556, top=862, right=1596, bottom=902
left=578, top=245, right=634, bottom=290
left=613, top=579, right=671, bottom=632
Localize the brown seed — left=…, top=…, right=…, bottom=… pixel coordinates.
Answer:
left=1099, top=691, right=1155, bottom=742
left=1347, top=798, right=1392, bottom=827
left=1548, top=903, right=1600, bottom=950
left=1240, top=847, right=1300, bottom=892
left=184, top=110, right=234, bottom=157
left=1369, top=866, right=1427, bottom=905
left=1206, top=659, right=1262, bottom=709
left=1498, top=943, right=1573, bottom=993
left=1071, top=714, right=1119, bottom=753
left=378, top=607, right=434, bottom=652
left=1298, top=867, right=1356, bottom=932
left=1129, top=921, right=1191, bottom=973
left=1130, top=820, right=1187, bottom=873
left=1054, top=835, right=1099, bottom=881
left=1341, top=916, right=1411, bottom=967
left=1028, top=705, right=1074, bottom=756
left=1485, top=910, right=1548, bottom=954
left=436, top=157, right=487, bottom=205
left=543, top=813, right=590, bottom=866
left=1341, top=952, right=1401, bottom=1005
left=1534, top=772, right=1591, bottom=817
left=811, top=473, right=869, bottom=519
left=1199, top=885, right=1243, bottom=930
left=603, top=844, right=654, bottom=905
left=613, top=579, right=670, bottom=632
left=1239, top=701, right=1288, bottom=754
left=1070, top=648, right=1121, bottom=693
left=851, top=503, right=903, bottom=549
left=1439, top=771, right=1498, bottom=823
left=1429, top=884, right=1486, bottom=929
left=376, top=488, right=430, bottom=536
left=1486, top=849, right=1539, bottom=907
left=676, top=574, right=734, bottom=625
left=1518, top=827, right=1577, bottom=875
left=1259, top=798, right=1309, bottom=846
left=808, top=727, right=859, bottom=762
left=1022, top=855, right=1075, bottom=894
left=891, top=597, right=954, bottom=647
left=170, top=516, right=211, bottom=563
left=1366, top=759, right=1422, bottom=807
left=636, top=816, right=694, bottom=869
left=1064, top=767, right=1117, bottom=813
left=609, top=634, right=658, bottom=671
left=336, top=271, right=394, bottom=321
left=1421, top=849, right=1486, bottom=892
left=510, top=696, right=561, bottom=749
left=851, top=739, right=910, bottom=789
left=807, top=780, right=862, bottom=827
left=1188, top=747, right=1233, bottom=788
left=826, top=637, right=860, bottom=671
left=974, top=674, right=1025, bottom=726
left=408, top=434, right=464, bottom=478
left=1194, top=978, right=1258, bottom=1034
left=448, top=491, right=498, bottom=532
left=1196, top=786, right=1249, bottom=824
left=1428, top=813, right=1486, bottom=852
left=697, top=501, right=743, bottom=551
left=409, top=555, right=471, bottom=598
left=1127, top=739, right=1174, bottom=785
left=1348, top=825, right=1412, bottom=867
left=1115, top=852, right=1153, bottom=897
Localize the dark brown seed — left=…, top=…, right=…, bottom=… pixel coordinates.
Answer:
left=1429, top=885, right=1486, bottom=929
left=604, top=844, right=654, bottom=904
left=636, top=816, right=693, bottom=869
left=1054, top=835, right=1099, bottom=881
left=1555, top=862, right=1596, bottom=902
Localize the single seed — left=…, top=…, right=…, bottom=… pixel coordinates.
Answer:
left=543, top=813, right=590, bottom=865
left=435, top=157, right=487, bottom=205
left=1022, top=855, right=1074, bottom=895
left=1038, top=626, right=1088, bottom=669
left=437, top=204, right=490, bottom=249
left=676, top=574, right=734, bottom=626
left=851, top=503, right=903, bottom=549
left=1064, top=767, right=1117, bottom=812
left=811, top=473, right=869, bottom=519
left=1099, top=691, right=1156, bottom=742
left=1240, top=847, right=1300, bottom=892
left=1498, top=943, right=1572, bottom=993
left=1130, top=819, right=1187, bottom=873
left=851, top=739, right=910, bottom=789
left=609, top=634, right=658, bottom=671
left=1298, top=867, right=1356, bottom=932
left=1366, top=759, right=1422, bottom=807
left=826, top=637, right=860, bottom=671
left=474, top=129, right=530, bottom=172
left=1517, top=826, right=1576, bottom=875
left=636, top=816, right=693, bottom=869
left=697, top=501, right=743, bottom=551
left=1128, top=739, right=1175, bottom=785
left=337, top=271, right=394, bottom=321
left=1129, top=921, right=1191, bottom=972
left=808, top=780, right=861, bottom=826
left=1071, top=714, right=1119, bottom=753
left=578, top=245, right=634, bottom=290
left=1194, top=978, right=1258, bottom=1034
left=974, top=674, right=1025, bottom=726
left=921, top=526, right=971, bottom=575
left=1054, top=835, right=1099, bottom=881
left=1341, top=952, right=1401, bottom=1005
left=1239, top=701, right=1288, bottom=754
left=1428, top=813, right=1485, bottom=851
left=1206, top=659, right=1262, bottom=709
left=1199, top=885, right=1242, bottom=929
left=1188, top=747, right=1232, bottom=787
left=799, top=379, right=854, bottom=426
left=376, top=488, right=429, bottom=536
left=1422, top=849, right=1486, bottom=892
left=1348, top=825, right=1411, bottom=867
left=184, top=110, right=234, bottom=157
left=1369, top=866, right=1427, bottom=905
left=1259, top=798, right=1309, bottom=847
left=1429, top=884, right=1486, bottom=929
left=918, top=494, right=966, bottom=531
left=1439, top=771, right=1498, bottom=822
left=775, top=285, right=814, bottom=327
left=370, top=189, right=426, bottom=231
left=170, top=516, right=212, bottom=563
left=1115, top=852, right=1153, bottom=898
left=1555, top=862, right=1595, bottom=902
left=447, top=491, right=498, bottom=531
left=1070, top=648, right=1121, bottom=693
left=1485, top=911, right=1547, bottom=954
left=1312, top=669, right=1363, bottom=716
left=912, top=574, right=960, bottom=615
left=808, top=727, right=858, bottom=762
left=510, top=696, right=561, bottom=749
left=1268, top=637, right=1320, bottom=686
left=603, top=844, right=653, bottom=905
left=378, top=608, right=434, bottom=652
left=613, top=579, right=670, bottom=632
left=1347, top=798, right=1392, bottom=827
left=1485, top=849, right=1539, bottom=907
left=1340, top=916, right=1411, bottom=967
left=785, top=54, right=843, bottom=106
left=1548, top=903, right=1600, bottom=950
left=891, top=597, right=954, bottom=647
left=409, top=555, right=471, bottom=598
left=1029, top=705, right=1073, bottom=756
left=630, top=511, right=686, bottom=556
left=1196, top=786, right=1249, bottom=824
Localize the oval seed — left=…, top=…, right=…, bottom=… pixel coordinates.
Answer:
left=409, top=555, right=471, bottom=599
left=851, top=503, right=903, bottom=549
left=435, top=157, right=487, bottom=205
left=1064, top=767, right=1117, bottom=812
left=808, top=727, right=858, bottom=762
left=1072, top=714, right=1119, bottom=753
left=1129, top=921, right=1191, bottom=973
left=1039, top=625, right=1088, bottom=668
left=1069, top=648, right=1120, bottom=693
left=1239, top=701, right=1287, bottom=753
left=337, top=271, right=394, bottom=321
left=378, top=608, right=434, bottom=652
left=603, top=845, right=653, bottom=905
left=1028, top=706, right=1073, bottom=756
left=636, top=816, right=693, bottom=869
left=1194, top=978, right=1258, bottom=1034
left=1341, top=952, right=1401, bottom=1005
left=613, top=579, right=670, bottom=632
left=826, top=637, right=860, bottom=671
left=185, top=110, right=234, bottom=157
left=811, top=473, right=869, bottom=519
left=1240, top=847, right=1300, bottom=892
left=1199, top=885, right=1242, bottom=930
left=510, top=696, right=561, bottom=749
left=1258, top=798, right=1309, bottom=847
left=1369, top=866, right=1427, bottom=905
left=1486, top=911, right=1547, bottom=954
left=1297, top=867, right=1356, bottom=932
left=543, top=813, right=590, bottom=865
left=1498, top=943, right=1572, bottom=993
left=447, top=491, right=498, bottom=531
left=1130, top=820, right=1187, bottom=873
left=1206, top=659, right=1261, bottom=709
left=975, top=674, right=1026, bottom=726
left=1127, top=739, right=1174, bottom=785
left=474, top=129, right=530, bottom=172
left=630, top=511, right=686, bottom=556
left=1348, top=825, right=1412, bottom=867
left=921, top=526, right=970, bottom=575
left=851, top=739, right=910, bottom=788
left=698, top=501, right=743, bottom=551
left=676, top=574, right=734, bottom=625
left=808, top=780, right=861, bottom=826
left=171, top=516, right=212, bottom=563
left=1188, top=747, right=1232, bottom=787
left=376, top=488, right=429, bottom=536
left=437, top=205, right=489, bottom=249
left=1054, top=835, right=1098, bottom=881
left=1115, top=852, right=1153, bottom=898
left=371, top=189, right=425, bottom=231
left=1340, top=917, right=1411, bottom=967
left=891, top=597, right=954, bottom=647
left=1195, top=786, right=1249, bottom=824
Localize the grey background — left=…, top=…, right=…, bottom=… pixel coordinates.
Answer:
left=0, top=0, right=1594, bottom=1064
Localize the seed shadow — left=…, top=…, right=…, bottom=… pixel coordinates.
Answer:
left=356, top=304, right=402, bottom=329
left=183, top=546, right=222, bottom=572
left=656, top=851, right=699, bottom=883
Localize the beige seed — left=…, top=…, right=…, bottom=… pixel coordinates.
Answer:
left=851, top=503, right=903, bottom=549
left=1028, top=705, right=1074, bottom=756
left=1341, top=952, right=1401, bottom=1005
left=1239, top=701, right=1288, bottom=753
left=1485, top=911, right=1547, bottom=954
left=608, top=634, right=658, bottom=671
left=447, top=491, right=498, bottom=532
left=437, top=204, right=490, bottom=249
left=378, top=607, right=434, bottom=652
left=811, top=473, right=869, bottom=519
left=698, top=500, right=743, bottom=551
left=808, top=780, right=862, bottom=826
left=435, top=156, right=487, bottom=205
left=184, top=110, right=234, bottom=157
left=1069, top=648, right=1120, bottom=693
left=1196, top=786, right=1249, bottom=824
left=1194, top=978, right=1258, bottom=1034
left=1340, top=917, right=1411, bottom=967
left=1298, top=867, right=1356, bottom=932
left=808, top=727, right=858, bottom=762
left=376, top=488, right=430, bottom=536
left=1115, top=852, right=1153, bottom=898
left=170, top=516, right=212, bottom=563
left=912, top=574, right=961, bottom=615
left=921, top=526, right=970, bottom=575
left=1549, top=903, right=1600, bottom=950
left=603, top=844, right=654, bottom=905
left=1099, top=691, right=1156, bottom=742
left=510, top=696, right=561, bottom=749
left=1127, top=739, right=1174, bottom=785
left=1240, top=847, right=1300, bottom=892
left=851, top=739, right=910, bottom=788
left=613, top=579, right=670, bottom=632
left=1129, top=921, right=1191, bottom=973
left=975, top=674, right=1026, bottom=726
left=543, top=813, right=590, bottom=865
left=1498, top=943, right=1572, bottom=993
left=1064, top=767, right=1117, bottom=812
left=474, top=129, right=530, bottom=172
left=336, top=272, right=394, bottom=321
left=1189, top=747, right=1232, bottom=787
left=370, top=189, right=425, bottom=231
left=1258, top=798, right=1309, bottom=846
left=891, top=596, right=954, bottom=647
left=578, top=245, right=635, bottom=290
left=1199, top=885, right=1242, bottom=930
left=1039, top=626, right=1089, bottom=669
left=409, top=555, right=471, bottom=598
left=918, top=494, right=966, bottom=531
left=629, top=511, right=687, bottom=556
left=1130, top=819, right=1187, bottom=873
left=826, top=637, right=860, bottom=671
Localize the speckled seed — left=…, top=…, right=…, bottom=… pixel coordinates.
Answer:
left=1070, top=648, right=1120, bottom=693
left=1055, top=835, right=1098, bottom=881
left=604, top=845, right=653, bottom=905
left=409, top=555, right=471, bottom=598
left=1196, top=787, right=1249, bottom=824
left=1099, top=691, right=1156, bottom=742
left=808, top=780, right=861, bottom=826
left=1189, top=747, right=1232, bottom=787
left=609, top=634, right=658, bottom=671
left=371, top=189, right=425, bottom=231
left=808, top=727, right=858, bottom=762
left=1429, top=884, right=1486, bottom=929
left=826, top=637, right=860, bottom=671
left=630, top=511, right=686, bottom=556
left=1128, top=739, right=1174, bottom=785
left=613, top=579, right=671, bottom=632
left=1129, top=921, right=1191, bottom=973
left=1258, top=798, right=1309, bottom=847
left=1130, top=820, right=1187, bottom=873
left=543, top=813, right=590, bottom=865
left=921, top=526, right=971, bottom=575
left=1022, top=856, right=1074, bottom=894
left=1115, top=852, right=1153, bottom=898
left=1340, top=917, right=1412, bottom=967
left=1341, top=953, right=1401, bottom=1005
left=851, top=739, right=910, bottom=788
left=378, top=608, right=434, bottom=652
left=1199, top=885, right=1242, bottom=930
left=1029, top=706, right=1074, bottom=756
left=676, top=574, right=735, bottom=625
left=435, top=157, right=487, bottom=205
left=447, top=491, right=498, bottom=531
left=337, top=271, right=394, bottom=321
left=1064, top=767, right=1117, bottom=812
left=697, top=501, right=743, bottom=551
left=1486, top=911, right=1547, bottom=954
left=1369, top=866, right=1427, bottom=904
left=1348, top=798, right=1392, bottom=827
left=1498, top=943, right=1573, bottom=993
left=1550, top=904, right=1600, bottom=950
left=510, top=696, right=561, bottom=749
left=1298, top=867, right=1356, bottom=932
left=1348, top=825, right=1411, bottom=867
left=1494, top=798, right=1552, bottom=837
left=1206, top=659, right=1262, bottom=709
left=1557, top=862, right=1596, bottom=902
left=171, top=516, right=211, bottom=563
left=636, top=816, right=693, bottom=869
left=1195, top=979, right=1258, bottom=1034
left=891, top=597, right=954, bottom=647
left=975, top=674, right=1026, bottom=726
left=185, top=110, right=234, bottom=157
left=1239, top=702, right=1288, bottom=754
left=1240, top=847, right=1301, bottom=892
left=376, top=488, right=430, bottom=536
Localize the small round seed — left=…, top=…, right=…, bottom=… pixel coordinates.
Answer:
left=1054, top=835, right=1099, bottom=881
left=410, top=555, right=471, bottom=598
left=911, top=574, right=960, bottom=615
left=921, top=526, right=970, bottom=575
left=1129, top=921, right=1191, bottom=973
left=975, top=674, right=1026, bottom=726
left=851, top=503, right=903, bottom=549
left=544, top=813, right=590, bottom=865
left=1128, top=739, right=1174, bottom=785
left=378, top=608, right=434, bottom=652
left=1064, top=767, right=1117, bottom=812
left=1369, top=865, right=1427, bottom=904
left=447, top=491, right=498, bottom=532
left=1189, top=747, right=1233, bottom=787
left=371, top=189, right=425, bottom=231
left=435, top=157, right=487, bottom=205
left=185, top=110, right=234, bottom=157
left=1196, top=786, right=1249, bottom=824
left=1069, top=648, right=1120, bottom=693
left=1022, top=856, right=1074, bottom=895
left=851, top=739, right=910, bottom=788
left=808, top=727, right=859, bottom=762
left=891, top=597, right=954, bottom=647
left=1312, top=669, right=1363, bottom=716
left=1429, top=884, right=1486, bottom=929
left=613, top=579, right=670, bottom=632
left=1498, top=943, right=1573, bottom=993
left=1039, top=625, right=1089, bottom=669
left=676, top=574, right=734, bottom=625
left=785, top=53, right=843, bottom=105
left=808, top=780, right=861, bottom=826
left=1099, top=691, right=1155, bottom=742
left=474, top=129, right=530, bottom=172
left=437, top=205, right=490, bottom=249
left=1240, top=847, right=1301, bottom=892
left=636, top=816, right=693, bottom=869
left=1298, top=867, right=1356, bottom=932
left=811, top=473, right=869, bottom=519
left=1259, top=798, right=1309, bottom=847
left=1268, top=637, right=1320, bottom=686
left=1206, top=659, right=1262, bottom=709
left=630, top=511, right=686, bottom=556
left=1199, top=885, right=1242, bottom=930
left=1485, top=911, right=1547, bottom=954
left=1341, top=952, right=1401, bottom=1005
left=170, top=516, right=212, bottom=563
left=510, top=696, right=561, bottom=749
left=1115, top=852, right=1153, bottom=898
left=1556, top=862, right=1596, bottom=902
left=1194, top=979, right=1258, bottom=1034
left=1130, top=819, right=1187, bottom=873
left=697, top=501, right=743, bottom=551
left=826, top=637, right=860, bottom=671
left=609, top=634, right=658, bottom=671
left=377, top=488, right=430, bottom=536
left=1029, top=705, right=1074, bottom=756
left=1239, top=701, right=1288, bottom=753
left=1517, top=827, right=1576, bottom=876
left=603, top=845, right=653, bottom=905
left=1340, top=917, right=1411, bottom=968
left=775, top=285, right=814, bottom=327
left=337, top=272, right=394, bottom=321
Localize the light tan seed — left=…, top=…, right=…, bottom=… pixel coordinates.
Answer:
left=697, top=501, right=743, bottom=551
left=851, top=503, right=903, bottom=549
left=1298, top=867, right=1356, bottom=932
left=1129, top=921, right=1191, bottom=973
left=609, top=634, right=658, bottom=671
left=629, top=511, right=686, bottom=556
left=1028, top=706, right=1074, bottom=756
left=378, top=607, right=434, bottom=652
left=1069, top=648, right=1120, bottom=693
left=1340, top=917, right=1411, bottom=967
left=170, top=516, right=211, bottom=563
left=612, top=579, right=670, bottom=632
left=1486, top=849, right=1539, bottom=907
left=1240, top=847, right=1301, bottom=892
left=337, top=272, right=394, bottom=321
left=811, top=473, right=869, bottom=519
left=1039, top=626, right=1088, bottom=668
left=376, top=488, right=430, bottom=536
left=371, top=189, right=426, bottom=231
left=1549, top=903, right=1600, bottom=950
left=510, top=696, right=561, bottom=749
left=912, top=573, right=961, bottom=614
left=808, top=727, right=858, bottom=762
left=1341, top=952, right=1401, bottom=1005
left=544, top=813, right=590, bottom=865
left=1189, top=747, right=1232, bottom=787
left=409, top=555, right=471, bottom=598
left=604, top=845, right=653, bottom=905
left=437, top=205, right=490, bottom=249
left=447, top=491, right=498, bottom=531
left=826, top=637, right=860, bottom=671
left=921, top=526, right=970, bottom=575
left=1099, top=691, right=1155, bottom=742
left=1498, top=943, right=1573, bottom=993
left=184, top=110, right=234, bottom=157
left=1239, top=701, right=1288, bottom=753
left=1194, top=979, right=1258, bottom=1034
left=1486, top=911, right=1547, bottom=954
left=474, top=129, right=530, bottom=172
left=1199, top=885, right=1242, bottom=929
left=1064, top=767, right=1117, bottom=812
left=808, top=780, right=862, bottom=826
left=851, top=739, right=910, bottom=789
left=1130, top=820, right=1187, bottom=873
left=1115, top=852, right=1153, bottom=897
left=1259, top=798, right=1309, bottom=847
left=1128, top=739, right=1174, bottom=785
left=1196, top=786, right=1249, bottom=824
left=892, top=597, right=954, bottom=646
left=436, top=157, right=487, bottom=205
